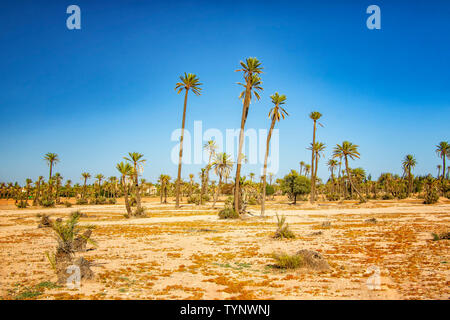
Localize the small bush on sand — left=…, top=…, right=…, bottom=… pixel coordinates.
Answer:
left=271, top=253, right=304, bottom=269
left=76, top=198, right=88, bottom=205
left=64, top=201, right=72, bottom=208
left=41, top=199, right=55, bottom=208
left=273, top=214, right=295, bottom=239
left=218, top=208, right=239, bottom=219
left=16, top=200, right=28, bottom=209
left=108, top=198, right=117, bottom=204
left=133, top=207, right=146, bottom=217
left=37, top=214, right=52, bottom=228
left=432, top=232, right=450, bottom=241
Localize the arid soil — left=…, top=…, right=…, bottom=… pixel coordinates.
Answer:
left=0, top=197, right=448, bottom=300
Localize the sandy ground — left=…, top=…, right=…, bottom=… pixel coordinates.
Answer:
left=0, top=197, right=448, bottom=300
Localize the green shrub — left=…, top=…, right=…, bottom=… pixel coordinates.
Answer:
left=108, top=198, right=117, bottom=204
left=188, top=194, right=210, bottom=205
left=271, top=252, right=304, bottom=269
left=424, top=189, right=439, bottom=204
left=247, top=197, right=258, bottom=205
left=325, top=193, right=339, bottom=201
left=89, top=197, right=107, bottom=205
left=76, top=198, right=88, bottom=205
left=16, top=200, right=28, bottom=209
left=273, top=214, right=295, bottom=239
left=382, top=194, right=394, bottom=200
left=134, top=207, right=146, bottom=217
left=41, top=199, right=55, bottom=208
left=218, top=208, right=239, bottom=219
left=64, top=201, right=72, bottom=208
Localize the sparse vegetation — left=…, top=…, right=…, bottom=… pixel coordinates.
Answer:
left=273, top=214, right=295, bottom=239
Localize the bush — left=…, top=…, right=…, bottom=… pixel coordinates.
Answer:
left=108, top=198, right=117, bottom=204
left=64, top=201, right=72, bottom=208
left=247, top=197, right=258, bottom=205
left=76, top=198, right=88, bottom=205
left=16, top=200, right=28, bottom=209
left=382, top=194, right=394, bottom=200
left=134, top=207, right=146, bottom=217
left=271, top=252, right=304, bottom=269
left=41, top=199, right=55, bottom=208
left=273, top=214, right=295, bottom=239
left=397, top=192, right=407, bottom=200
left=424, top=189, right=439, bottom=204
left=89, top=197, right=107, bottom=205
left=325, top=193, right=339, bottom=201
left=218, top=208, right=239, bottom=219
left=188, top=194, right=210, bottom=205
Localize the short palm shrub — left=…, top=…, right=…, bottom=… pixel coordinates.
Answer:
left=64, top=201, right=72, bottom=208
left=424, top=178, right=439, bottom=204
left=16, top=200, right=28, bottom=209
left=326, top=193, right=339, bottom=201
left=133, top=207, right=146, bottom=217
left=41, top=199, right=55, bottom=208
left=108, top=198, right=117, bottom=204
left=271, top=252, right=304, bottom=269
left=218, top=207, right=239, bottom=219
left=273, top=214, right=295, bottom=239
left=76, top=198, right=88, bottom=205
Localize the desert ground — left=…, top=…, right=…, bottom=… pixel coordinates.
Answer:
left=0, top=197, right=448, bottom=300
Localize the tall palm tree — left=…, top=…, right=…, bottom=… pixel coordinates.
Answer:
left=174, top=73, right=202, bottom=208
left=327, top=159, right=338, bottom=194
left=65, top=179, right=72, bottom=200
left=25, top=178, right=32, bottom=205
left=268, top=172, right=274, bottom=185
left=437, top=165, right=442, bottom=179
left=261, top=92, right=288, bottom=216
left=299, top=161, right=305, bottom=176
left=44, top=153, right=59, bottom=181
left=234, top=58, right=263, bottom=213
left=95, top=174, right=105, bottom=196
left=435, top=141, right=449, bottom=180
left=305, top=164, right=311, bottom=177
left=81, top=172, right=91, bottom=199
left=309, top=112, right=323, bottom=203
left=333, top=141, right=366, bottom=202
left=402, top=154, right=417, bottom=195
left=124, top=152, right=146, bottom=211
left=249, top=172, right=255, bottom=183
left=54, top=173, right=62, bottom=204
left=308, top=142, right=326, bottom=201
left=116, top=162, right=133, bottom=217
left=211, top=153, right=234, bottom=208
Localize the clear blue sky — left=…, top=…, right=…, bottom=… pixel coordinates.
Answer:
left=1, top=0, right=449, bottom=185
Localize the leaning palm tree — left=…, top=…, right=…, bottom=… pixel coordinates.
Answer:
left=44, top=153, right=59, bottom=181
left=174, top=73, right=202, bottom=208
left=234, top=57, right=263, bottom=214
left=402, top=154, right=417, bottom=196
left=333, top=141, right=366, bottom=202
left=81, top=172, right=91, bottom=199
left=435, top=141, right=449, bottom=180
left=309, top=112, right=323, bottom=203
left=304, top=164, right=311, bottom=177
left=299, top=161, right=305, bottom=176
left=116, top=162, right=133, bottom=217
left=124, top=152, right=146, bottom=211
left=211, top=153, right=234, bottom=208
left=261, top=92, right=288, bottom=216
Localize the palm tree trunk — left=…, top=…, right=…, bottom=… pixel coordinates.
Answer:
left=261, top=118, right=276, bottom=216
left=234, top=81, right=252, bottom=214
left=122, top=180, right=132, bottom=216
left=176, top=90, right=189, bottom=208
left=344, top=156, right=366, bottom=202
left=314, top=150, right=319, bottom=201
left=212, top=174, right=222, bottom=208
left=134, top=166, right=142, bottom=211
left=310, top=121, right=317, bottom=203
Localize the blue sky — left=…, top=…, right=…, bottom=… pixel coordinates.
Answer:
left=0, top=0, right=449, bottom=185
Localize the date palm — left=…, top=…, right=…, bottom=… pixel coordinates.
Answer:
left=309, top=112, right=323, bottom=203
left=54, top=173, right=62, bottom=204
left=81, top=172, right=91, bottom=199
left=308, top=142, right=326, bottom=201
left=402, top=155, right=417, bottom=195
left=299, top=161, right=305, bottom=176
left=305, top=164, right=311, bottom=177
left=44, top=152, right=59, bottom=181
left=268, top=172, right=274, bottom=185
left=333, top=141, right=366, bottom=202
left=95, top=174, right=105, bottom=196
left=124, top=152, right=146, bottom=211
left=33, top=176, right=44, bottom=206
left=261, top=92, right=288, bottom=216
left=174, top=73, right=202, bottom=208
left=116, top=162, right=133, bottom=217
left=435, top=141, right=449, bottom=180
left=211, top=152, right=234, bottom=208
left=203, top=140, right=217, bottom=199
left=234, top=57, right=263, bottom=214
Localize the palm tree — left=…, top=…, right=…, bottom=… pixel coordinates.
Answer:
left=81, top=172, right=91, bottom=199
left=234, top=58, right=263, bottom=214
left=261, top=92, right=288, bottom=216
left=327, top=159, right=338, bottom=194
left=64, top=179, right=72, bottom=200
left=268, top=172, right=274, bottom=185
left=44, top=153, right=59, bottom=181
left=188, top=173, right=195, bottom=196
left=308, top=142, right=326, bottom=201
left=435, top=141, right=449, bottom=180
left=54, top=173, right=62, bottom=204
left=211, top=153, right=234, bottom=208
left=33, top=176, right=44, bottom=206
left=249, top=172, right=255, bottom=183
left=124, top=152, right=146, bottom=211
left=116, top=162, right=133, bottom=217
left=299, top=161, right=305, bottom=176
left=174, top=73, right=202, bottom=208
left=437, top=165, right=442, bottom=179
left=309, top=112, right=323, bottom=203
left=402, top=154, right=417, bottom=196
left=203, top=140, right=217, bottom=199
left=25, top=178, right=32, bottom=205
left=199, top=168, right=206, bottom=205
left=305, top=164, right=311, bottom=177
left=95, top=174, right=105, bottom=196
left=333, top=141, right=366, bottom=202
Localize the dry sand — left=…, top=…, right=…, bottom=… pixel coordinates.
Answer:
left=0, top=197, right=448, bottom=300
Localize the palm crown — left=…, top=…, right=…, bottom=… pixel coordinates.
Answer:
left=269, top=92, right=288, bottom=121
left=333, top=141, right=360, bottom=160
left=175, top=73, right=202, bottom=96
